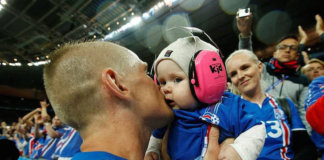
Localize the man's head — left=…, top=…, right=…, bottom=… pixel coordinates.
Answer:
left=301, top=58, right=324, bottom=81
left=52, top=116, right=62, bottom=127
left=44, top=41, right=173, bottom=132
left=273, top=35, right=299, bottom=63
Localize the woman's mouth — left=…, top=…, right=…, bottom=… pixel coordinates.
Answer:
left=240, top=79, right=249, bottom=86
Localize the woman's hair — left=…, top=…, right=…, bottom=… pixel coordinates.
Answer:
left=225, top=49, right=259, bottom=67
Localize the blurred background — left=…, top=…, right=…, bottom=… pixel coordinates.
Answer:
left=0, top=0, right=323, bottom=122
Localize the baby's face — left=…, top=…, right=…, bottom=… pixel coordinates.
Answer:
left=156, top=59, right=199, bottom=110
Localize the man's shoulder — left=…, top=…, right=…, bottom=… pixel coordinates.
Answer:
left=287, top=72, right=309, bottom=86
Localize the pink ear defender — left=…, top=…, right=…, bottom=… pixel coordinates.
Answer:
left=189, top=50, right=227, bottom=104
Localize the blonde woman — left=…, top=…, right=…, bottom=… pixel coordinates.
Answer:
left=225, top=49, right=316, bottom=160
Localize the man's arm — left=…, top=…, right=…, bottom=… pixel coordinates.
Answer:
left=33, top=115, right=43, bottom=138
left=44, top=122, right=60, bottom=138
left=22, top=108, right=41, bottom=128
left=236, top=11, right=253, bottom=50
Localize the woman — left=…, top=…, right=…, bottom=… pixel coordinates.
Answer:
left=225, top=49, right=315, bottom=160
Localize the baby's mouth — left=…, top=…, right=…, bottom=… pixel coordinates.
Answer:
left=165, top=99, right=175, bottom=108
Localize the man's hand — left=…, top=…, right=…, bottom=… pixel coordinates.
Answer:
left=301, top=51, right=310, bottom=64
left=204, top=125, right=220, bottom=160
left=34, top=114, right=44, bottom=125
left=298, top=25, right=308, bottom=44
left=236, top=12, right=253, bottom=37
left=40, top=99, right=49, bottom=108
left=316, top=14, right=324, bottom=36
left=218, top=145, right=242, bottom=160
left=144, top=152, right=159, bottom=160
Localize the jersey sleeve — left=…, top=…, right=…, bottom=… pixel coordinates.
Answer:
left=200, top=92, right=262, bottom=139
left=237, top=98, right=264, bottom=136
left=287, top=98, right=306, bottom=131
left=152, top=126, right=167, bottom=139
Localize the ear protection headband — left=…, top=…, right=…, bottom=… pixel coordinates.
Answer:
left=152, top=27, right=227, bottom=104
left=189, top=49, right=227, bottom=104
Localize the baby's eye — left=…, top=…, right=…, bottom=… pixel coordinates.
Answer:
left=174, top=77, right=183, bottom=83
left=159, top=81, right=166, bottom=86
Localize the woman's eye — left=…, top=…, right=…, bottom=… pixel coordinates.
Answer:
left=230, top=72, right=236, bottom=77
left=242, top=65, right=249, bottom=70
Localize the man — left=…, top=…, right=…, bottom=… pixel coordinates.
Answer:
left=43, top=41, right=175, bottom=159
left=301, top=58, right=324, bottom=81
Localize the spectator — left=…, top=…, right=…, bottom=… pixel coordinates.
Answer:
left=226, top=49, right=317, bottom=160
left=13, top=124, right=28, bottom=156
left=305, top=73, right=324, bottom=159
left=236, top=11, right=311, bottom=134
left=37, top=100, right=65, bottom=160
left=43, top=41, right=174, bottom=159
left=52, top=125, right=82, bottom=160
left=301, top=58, right=324, bottom=81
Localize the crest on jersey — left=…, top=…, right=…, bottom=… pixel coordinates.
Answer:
left=200, top=113, right=220, bottom=125
left=274, top=108, right=285, bottom=120
left=199, top=102, right=221, bottom=125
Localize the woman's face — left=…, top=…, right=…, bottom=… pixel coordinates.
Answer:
left=226, top=53, right=263, bottom=96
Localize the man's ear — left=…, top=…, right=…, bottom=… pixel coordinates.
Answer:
left=101, top=68, right=130, bottom=100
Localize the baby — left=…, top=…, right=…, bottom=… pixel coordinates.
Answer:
left=145, top=36, right=266, bottom=160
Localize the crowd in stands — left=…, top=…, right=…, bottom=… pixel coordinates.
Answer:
left=0, top=100, right=82, bottom=160
left=0, top=11, right=324, bottom=160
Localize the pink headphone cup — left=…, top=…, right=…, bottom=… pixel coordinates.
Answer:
left=193, top=50, right=227, bottom=104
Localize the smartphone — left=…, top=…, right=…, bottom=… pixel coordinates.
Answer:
left=238, top=8, right=250, bottom=18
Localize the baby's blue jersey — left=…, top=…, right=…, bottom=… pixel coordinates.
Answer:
left=153, top=91, right=262, bottom=160
left=305, top=76, right=324, bottom=155
left=246, top=95, right=305, bottom=160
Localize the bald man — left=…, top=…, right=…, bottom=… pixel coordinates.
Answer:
left=43, top=41, right=174, bottom=160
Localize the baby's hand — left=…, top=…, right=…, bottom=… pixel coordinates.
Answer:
left=144, top=152, right=159, bottom=160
